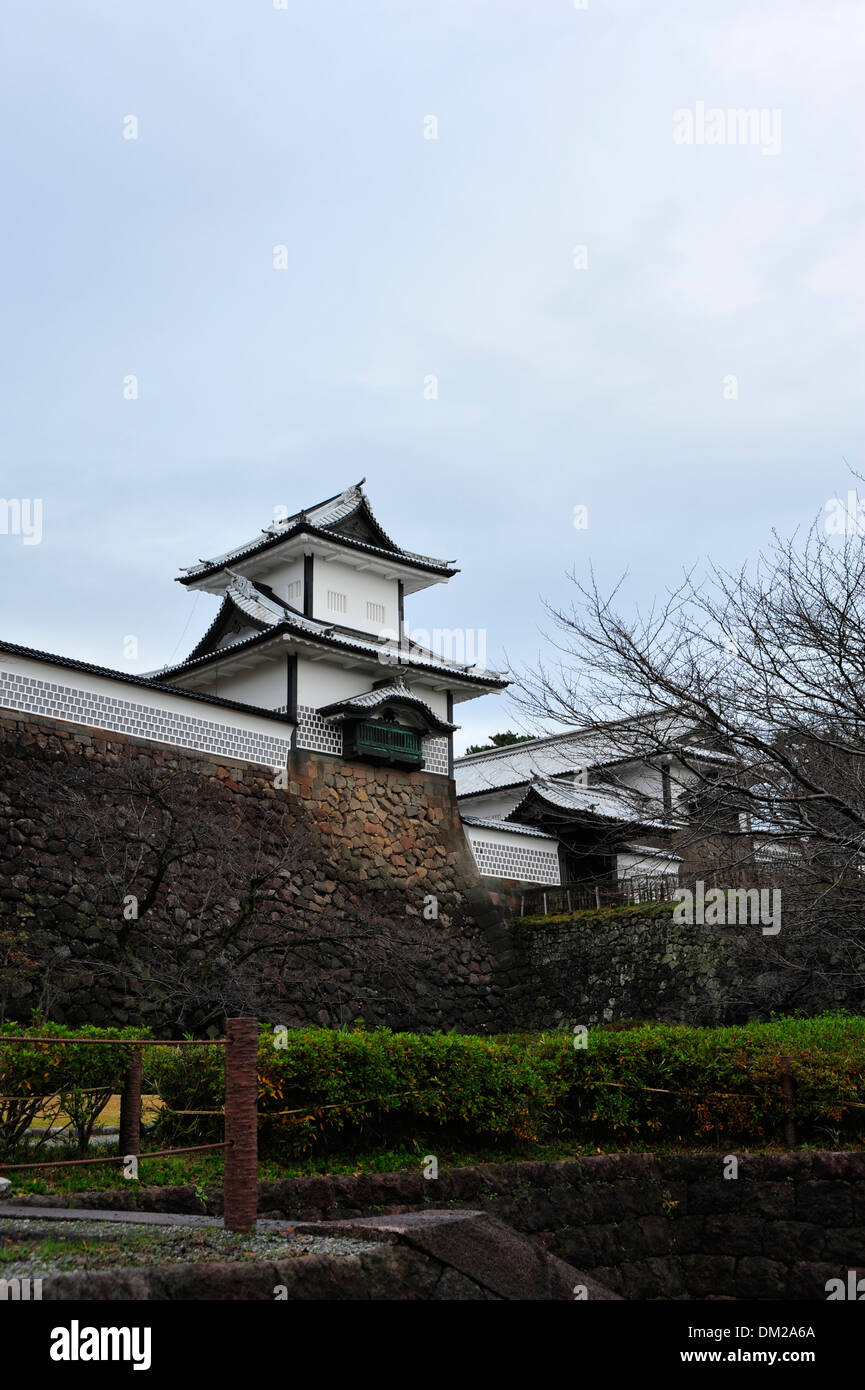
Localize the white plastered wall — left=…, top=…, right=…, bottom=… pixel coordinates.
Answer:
left=191, top=659, right=288, bottom=710
left=0, top=654, right=293, bottom=768
left=311, top=558, right=399, bottom=637
left=296, top=655, right=450, bottom=720
left=463, top=823, right=561, bottom=885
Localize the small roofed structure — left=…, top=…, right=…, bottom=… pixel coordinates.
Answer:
left=454, top=721, right=739, bottom=890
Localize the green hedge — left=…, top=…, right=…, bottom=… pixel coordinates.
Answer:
left=555, top=1014, right=865, bottom=1145
left=5, top=1016, right=863, bottom=1161
left=148, top=1028, right=566, bottom=1155
left=146, top=1014, right=865, bottom=1156
left=0, top=1021, right=147, bottom=1154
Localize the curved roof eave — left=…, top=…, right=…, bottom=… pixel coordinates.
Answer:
left=0, top=638, right=294, bottom=725
left=155, top=620, right=509, bottom=691
left=177, top=519, right=458, bottom=585
left=318, top=685, right=457, bottom=734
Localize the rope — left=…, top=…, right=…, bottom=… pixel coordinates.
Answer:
left=0, top=1037, right=226, bottom=1047
left=0, top=1087, right=115, bottom=1101
left=165, top=1109, right=225, bottom=1116
left=578, top=1080, right=865, bottom=1107
left=0, top=1142, right=228, bottom=1171
left=261, top=1079, right=865, bottom=1118
left=262, top=1086, right=444, bottom=1118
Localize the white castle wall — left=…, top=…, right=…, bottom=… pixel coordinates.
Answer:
left=463, top=823, right=561, bottom=885
left=310, top=558, right=399, bottom=637
left=0, top=655, right=293, bottom=768
left=191, top=659, right=288, bottom=710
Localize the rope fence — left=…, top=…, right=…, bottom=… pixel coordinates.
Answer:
left=0, top=1086, right=114, bottom=1099
left=0, top=1037, right=227, bottom=1046
left=0, top=1144, right=228, bottom=1171
left=1, top=1030, right=862, bottom=1228
left=0, top=1019, right=258, bottom=1232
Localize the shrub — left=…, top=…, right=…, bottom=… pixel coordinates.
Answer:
left=0, top=1021, right=147, bottom=1154
left=255, top=1028, right=567, bottom=1155
left=145, top=1041, right=226, bottom=1147
left=524, top=1012, right=865, bottom=1146
left=149, top=1014, right=865, bottom=1154
left=12, top=1014, right=865, bottom=1163
left=148, top=1027, right=567, bottom=1156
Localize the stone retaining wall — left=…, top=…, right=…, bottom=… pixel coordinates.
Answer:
left=510, top=903, right=865, bottom=1027
left=17, top=1154, right=864, bottom=1301
left=0, top=707, right=513, bottom=1032
left=4, top=702, right=865, bottom=1032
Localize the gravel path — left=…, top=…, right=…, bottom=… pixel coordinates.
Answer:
left=0, top=1217, right=375, bottom=1280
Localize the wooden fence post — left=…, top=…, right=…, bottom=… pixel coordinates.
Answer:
left=224, top=1018, right=258, bottom=1234
left=780, top=1054, right=796, bottom=1147
left=118, top=1046, right=142, bottom=1158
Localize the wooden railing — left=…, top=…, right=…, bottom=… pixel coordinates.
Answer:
left=519, top=874, right=682, bottom=917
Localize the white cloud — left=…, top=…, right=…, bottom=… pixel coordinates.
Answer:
left=806, top=235, right=865, bottom=299
left=709, top=1, right=865, bottom=106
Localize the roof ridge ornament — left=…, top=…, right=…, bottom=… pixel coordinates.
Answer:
left=225, top=568, right=253, bottom=590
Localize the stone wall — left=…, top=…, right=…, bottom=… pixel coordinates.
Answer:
left=29, top=1212, right=615, bottom=1302
left=510, top=902, right=865, bottom=1028
left=256, top=1151, right=865, bottom=1301
left=21, top=1153, right=864, bottom=1301
left=0, top=706, right=514, bottom=1033
left=4, top=703, right=865, bottom=1034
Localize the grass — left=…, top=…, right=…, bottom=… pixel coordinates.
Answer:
left=0, top=1221, right=372, bottom=1277
left=28, top=1094, right=164, bottom=1131
left=4, top=1131, right=858, bottom=1202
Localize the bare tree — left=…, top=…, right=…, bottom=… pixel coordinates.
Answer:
left=510, top=513, right=865, bottom=1012
left=4, top=752, right=449, bottom=1031
left=515, top=516, right=865, bottom=876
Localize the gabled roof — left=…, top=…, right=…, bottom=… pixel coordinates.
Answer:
left=154, top=588, right=508, bottom=692
left=184, top=572, right=310, bottom=662
left=460, top=815, right=558, bottom=841
left=509, top=777, right=673, bottom=831
left=454, top=722, right=735, bottom=798
left=177, top=482, right=458, bottom=586
left=618, top=842, right=684, bottom=862
left=318, top=678, right=457, bottom=734
left=455, top=735, right=604, bottom=797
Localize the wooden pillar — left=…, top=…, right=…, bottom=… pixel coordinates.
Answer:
left=224, top=1018, right=259, bottom=1233
left=118, top=1046, right=142, bottom=1158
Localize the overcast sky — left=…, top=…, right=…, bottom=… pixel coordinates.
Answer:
left=1, top=0, right=863, bottom=753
